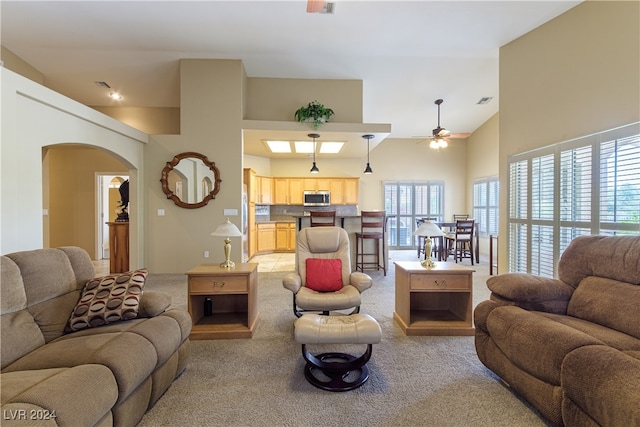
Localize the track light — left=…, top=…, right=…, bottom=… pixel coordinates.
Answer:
left=309, top=133, right=320, bottom=174
left=362, top=134, right=374, bottom=174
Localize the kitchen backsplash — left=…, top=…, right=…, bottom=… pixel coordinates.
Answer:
left=257, top=204, right=358, bottom=222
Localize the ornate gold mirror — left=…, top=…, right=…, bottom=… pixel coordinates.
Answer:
left=160, top=152, right=222, bottom=209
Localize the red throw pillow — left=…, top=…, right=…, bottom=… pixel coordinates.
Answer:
left=305, top=258, right=343, bottom=292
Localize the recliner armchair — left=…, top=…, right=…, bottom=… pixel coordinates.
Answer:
left=283, top=226, right=373, bottom=317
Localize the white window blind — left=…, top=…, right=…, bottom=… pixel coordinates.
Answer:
left=599, top=134, right=640, bottom=233
left=473, top=177, right=499, bottom=237
left=384, top=181, right=444, bottom=249
left=508, top=122, right=640, bottom=277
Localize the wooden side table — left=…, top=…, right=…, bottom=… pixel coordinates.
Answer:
left=186, top=263, right=258, bottom=339
left=106, top=222, right=129, bottom=273
left=393, top=261, right=475, bottom=336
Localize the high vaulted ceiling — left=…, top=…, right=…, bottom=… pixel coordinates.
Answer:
left=1, top=1, right=581, bottom=158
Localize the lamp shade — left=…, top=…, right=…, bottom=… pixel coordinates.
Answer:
left=413, top=221, right=445, bottom=237
left=210, top=218, right=243, bottom=237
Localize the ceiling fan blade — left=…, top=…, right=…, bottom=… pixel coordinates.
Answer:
left=447, top=133, right=471, bottom=139
left=307, top=0, right=326, bottom=13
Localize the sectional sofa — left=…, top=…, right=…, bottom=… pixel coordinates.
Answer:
left=1, top=246, right=191, bottom=426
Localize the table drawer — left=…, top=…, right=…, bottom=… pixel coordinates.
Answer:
left=410, top=274, right=470, bottom=290
left=189, top=275, right=247, bottom=293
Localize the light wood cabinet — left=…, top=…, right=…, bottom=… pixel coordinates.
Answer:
left=289, top=223, right=296, bottom=250
left=257, top=223, right=275, bottom=252
left=288, top=179, right=304, bottom=205
left=343, top=178, right=359, bottom=204
left=273, top=178, right=289, bottom=204
left=243, top=169, right=257, bottom=258
left=256, top=176, right=272, bottom=204
left=187, top=263, right=258, bottom=339
left=303, top=178, right=318, bottom=192
left=255, top=176, right=359, bottom=205
left=275, top=222, right=296, bottom=252
left=244, top=168, right=256, bottom=204
left=393, top=261, right=475, bottom=336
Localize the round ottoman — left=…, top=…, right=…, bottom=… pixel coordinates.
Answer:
left=294, top=313, right=382, bottom=391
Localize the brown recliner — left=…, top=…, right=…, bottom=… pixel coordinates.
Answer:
left=474, top=235, right=640, bottom=426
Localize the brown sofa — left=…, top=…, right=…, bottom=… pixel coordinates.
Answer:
left=474, top=235, right=640, bottom=426
left=1, top=247, right=191, bottom=426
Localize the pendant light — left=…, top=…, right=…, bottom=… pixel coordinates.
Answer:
left=309, top=133, right=320, bottom=174
left=362, top=134, right=374, bottom=174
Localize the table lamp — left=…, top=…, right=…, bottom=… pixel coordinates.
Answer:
left=413, top=221, right=445, bottom=269
left=210, top=218, right=243, bottom=268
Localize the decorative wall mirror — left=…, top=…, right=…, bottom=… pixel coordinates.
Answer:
left=161, top=152, right=222, bottom=209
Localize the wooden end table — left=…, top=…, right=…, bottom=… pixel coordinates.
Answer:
left=394, top=261, right=475, bottom=336
left=186, top=263, right=258, bottom=339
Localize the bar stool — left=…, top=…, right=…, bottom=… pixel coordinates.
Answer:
left=355, top=211, right=386, bottom=276
left=310, top=210, right=336, bottom=227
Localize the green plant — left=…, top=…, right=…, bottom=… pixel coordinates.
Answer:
left=294, top=100, right=335, bottom=129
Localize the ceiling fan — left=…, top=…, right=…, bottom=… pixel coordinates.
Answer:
left=306, top=0, right=334, bottom=14
left=420, top=99, right=470, bottom=150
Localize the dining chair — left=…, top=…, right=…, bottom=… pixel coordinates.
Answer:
left=309, top=210, right=336, bottom=227
left=444, top=219, right=475, bottom=265
left=355, top=211, right=386, bottom=275
left=452, top=214, right=469, bottom=221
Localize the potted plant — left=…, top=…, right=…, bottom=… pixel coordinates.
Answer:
left=294, top=100, right=335, bottom=130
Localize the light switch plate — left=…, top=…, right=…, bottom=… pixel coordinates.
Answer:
left=223, top=208, right=238, bottom=216
left=157, top=209, right=165, bottom=216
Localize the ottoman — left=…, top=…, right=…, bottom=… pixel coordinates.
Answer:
left=294, top=313, right=382, bottom=391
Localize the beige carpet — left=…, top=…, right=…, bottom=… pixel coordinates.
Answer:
left=138, top=252, right=549, bottom=427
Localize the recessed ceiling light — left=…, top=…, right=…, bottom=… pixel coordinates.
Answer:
left=109, top=92, right=123, bottom=101
left=319, top=142, right=344, bottom=154
left=294, top=141, right=314, bottom=154
left=264, top=140, right=291, bottom=153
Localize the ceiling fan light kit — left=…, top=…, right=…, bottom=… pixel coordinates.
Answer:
left=424, top=98, right=469, bottom=150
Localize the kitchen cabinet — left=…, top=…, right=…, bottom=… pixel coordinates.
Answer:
left=274, top=178, right=304, bottom=205
left=255, top=176, right=359, bottom=206
left=275, top=222, right=296, bottom=252
left=288, top=179, right=304, bottom=205
left=256, top=176, right=272, bottom=204
left=273, top=178, right=288, bottom=204
left=243, top=168, right=257, bottom=258
left=342, top=178, right=359, bottom=204
left=257, top=223, right=275, bottom=252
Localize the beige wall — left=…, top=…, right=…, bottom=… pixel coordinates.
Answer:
left=498, top=0, right=640, bottom=272
left=467, top=113, right=500, bottom=254
left=1, top=46, right=43, bottom=84
left=44, top=146, right=128, bottom=258
left=92, top=106, right=180, bottom=135
left=145, top=59, right=246, bottom=273
left=245, top=78, right=363, bottom=123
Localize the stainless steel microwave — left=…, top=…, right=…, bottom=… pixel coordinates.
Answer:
left=303, top=191, right=330, bottom=206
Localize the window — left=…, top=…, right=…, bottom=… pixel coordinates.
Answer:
left=508, top=122, right=640, bottom=277
left=473, top=177, right=499, bottom=238
left=384, top=181, right=444, bottom=249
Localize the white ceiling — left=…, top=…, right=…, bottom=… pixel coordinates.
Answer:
left=1, top=0, right=581, bottom=158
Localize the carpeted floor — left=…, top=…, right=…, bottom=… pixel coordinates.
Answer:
left=138, top=252, right=549, bottom=427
